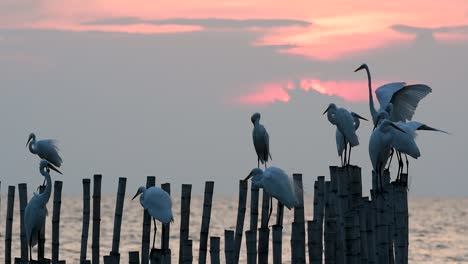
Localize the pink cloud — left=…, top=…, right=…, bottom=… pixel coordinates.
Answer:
left=236, top=81, right=294, bottom=105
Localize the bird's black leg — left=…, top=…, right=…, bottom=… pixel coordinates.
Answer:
left=348, top=146, right=352, bottom=165
left=343, top=138, right=347, bottom=167
left=152, top=218, right=157, bottom=250
left=405, top=154, right=409, bottom=175
left=396, top=151, right=402, bottom=182
left=267, top=196, right=273, bottom=227
left=386, top=148, right=394, bottom=170
left=340, top=154, right=344, bottom=167
left=29, top=236, right=32, bottom=262
left=258, top=158, right=260, bottom=169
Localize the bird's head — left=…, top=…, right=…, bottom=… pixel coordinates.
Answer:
left=40, top=159, right=62, bottom=175
left=26, top=133, right=36, bottom=147
left=322, top=103, right=337, bottom=115
left=354, top=63, right=368, bottom=72
left=251, top=112, right=261, bottom=124
left=244, top=168, right=264, bottom=188
left=132, top=186, right=146, bottom=200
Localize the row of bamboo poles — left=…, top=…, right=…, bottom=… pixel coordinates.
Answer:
left=1, top=165, right=409, bottom=264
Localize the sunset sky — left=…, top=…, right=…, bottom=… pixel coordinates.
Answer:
left=1, top=0, right=467, bottom=196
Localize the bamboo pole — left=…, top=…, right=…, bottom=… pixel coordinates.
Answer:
left=224, top=230, right=234, bottom=264
left=272, top=225, right=282, bottom=264
left=209, top=237, right=220, bottom=264
left=37, top=185, right=46, bottom=261
left=18, top=183, right=28, bottom=261
left=330, top=167, right=345, bottom=264
left=141, top=176, right=155, bottom=264
left=247, top=183, right=259, bottom=264
left=80, top=179, right=91, bottom=264
left=92, top=174, right=102, bottom=264
left=308, top=220, right=322, bottom=264
left=234, top=180, right=248, bottom=263
left=394, top=173, right=408, bottom=264
left=5, top=185, right=15, bottom=264
left=312, top=176, right=325, bottom=264
left=374, top=172, right=389, bottom=264
left=367, top=197, right=377, bottom=264
left=179, top=184, right=192, bottom=264
left=292, top=173, right=306, bottom=264
left=108, top=177, right=127, bottom=263
left=128, top=252, right=139, bottom=264
left=359, top=197, right=369, bottom=264
left=198, top=181, right=214, bottom=264
left=182, top=240, right=193, bottom=264
left=257, top=189, right=270, bottom=264
left=161, top=183, right=172, bottom=264
left=344, top=211, right=360, bottom=264
left=245, top=230, right=257, bottom=264
left=324, top=181, right=336, bottom=264
left=52, top=181, right=63, bottom=263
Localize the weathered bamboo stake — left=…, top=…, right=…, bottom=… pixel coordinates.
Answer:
left=245, top=230, right=257, bottom=264
left=234, top=180, right=248, bottom=263
left=308, top=220, right=322, bottom=264
left=179, top=184, right=192, bottom=264
left=347, top=166, right=362, bottom=210
left=324, top=181, right=336, bottom=264
left=290, top=222, right=300, bottom=264
left=5, top=185, right=15, bottom=264
left=358, top=197, right=369, bottom=264
left=18, top=183, right=28, bottom=262
left=37, top=185, right=46, bottom=261
left=394, top=173, right=408, bottom=264
left=107, top=177, right=127, bottom=263
left=383, top=170, right=394, bottom=264
left=272, top=225, right=282, bottom=264
left=292, top=173, right=306, bottom=264
left=257, top=190, right=270, bottom=264
left=92, top=174, right=102, bottom=264
left=344, top=211, right=360, bottom=264
left=198, top=181, right=214, bottom=264
left=182, top=240, right=193, bottom=264
left=209, top=237, right=220, bottom=264
left=224, top=230, right=235, bottom=264
left=128, top=251, right=140, bottom=264
left=330, top=167, right=345, bottom=264
left=52, top=181, right=63, bottom=263
left=161, top=183, right=172, bottom=264
left=80, top=179, right=91, bottom=264
left=312, top=176, right=325, bottom=264
left=374, top=172, right=389, bottom=264
left=367, top=195, right=377, bottom=264
left=141, top=176, right=155, bottom=264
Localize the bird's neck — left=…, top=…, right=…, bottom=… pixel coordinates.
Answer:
left=139, top=192, right=145, bottom=208
left=365, top=67, right=378, bottom=124
left=40, top=169, right=52, bottom=204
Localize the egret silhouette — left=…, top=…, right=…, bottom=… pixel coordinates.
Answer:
left=251, top=113, right=272, bottom=168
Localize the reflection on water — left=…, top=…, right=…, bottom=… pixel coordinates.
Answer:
left=0, top=196, right=467, bottom=263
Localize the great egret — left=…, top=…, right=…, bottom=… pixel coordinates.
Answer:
left=243, top=167, right=299, bottom=226
left=354, top=63, right=432, bottom=125
left=251, top=113, right=272, bottom=168
left=27, top=133, right=62, bottom=187
left=132, top=186, right=173, bottom=250
left=369, top=119, right=408, bottom=191
left=24, top=160, right=62, bottom=261
left=335, top=112, right=368, bottom=166
left=324, top=103, right=366, bottom=166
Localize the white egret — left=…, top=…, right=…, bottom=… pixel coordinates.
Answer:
left=369, top=119, right=409, bottom=191
left=251, top=113, right=272, bottom=169
left=354, top=63, right=432, bottom=125
left=244, top=167, right=300, bottom=226
left=24, top=160, right=62, bottom=261
left=335, top=112, right=368, bottom=166
left=323, top=103, right=364, bottom=166
left=27, top=133, right=63, bottom=187
left=132, top=186, right=173, bottom=250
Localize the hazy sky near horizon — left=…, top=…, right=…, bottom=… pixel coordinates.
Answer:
left=1, top=0, right=467, bottom=197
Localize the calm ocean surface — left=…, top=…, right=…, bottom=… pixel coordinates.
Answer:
left=0, top=196, right=467, bottom=263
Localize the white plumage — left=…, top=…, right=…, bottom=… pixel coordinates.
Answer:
left=354, top=63, right=432, bottom=126
left=27, top=133, right=63, bottom=168
left=251, top=113, right=272, bottom=168
left=336, top=112, right=367, bottom=161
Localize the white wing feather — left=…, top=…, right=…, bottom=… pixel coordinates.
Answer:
left=35, top=139, right=63, bottom=167
left=389, top=84, right=432, bottom=122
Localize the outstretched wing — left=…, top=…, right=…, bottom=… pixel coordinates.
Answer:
left=35, top=139, right=63, bottom=167
left=388, top=84, right=432, bottom=122
left=375, top=82, right=407, bottom=111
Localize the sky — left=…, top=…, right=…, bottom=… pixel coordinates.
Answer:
left=0, top=0, right=467, bottom=197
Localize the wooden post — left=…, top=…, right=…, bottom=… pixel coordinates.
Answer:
left=324, top=181, right=336, bottom=264
left=257, top=189, right=270, bottom=264
left=367, top=198, right=377, bottom=264
left=344, top=211, right=360, bottom=264
left=245, top=230, right=257, bottom=264
left=374, top=172, right=389, bottom=264
left=247, top=183, right=259, bottom=264
left=394, top=173, right=408, bottom=264
left=5, top=185, right=15, bottom=264
left=179, top=184, right=192, bottom=264
left=198, top=181, right=214, bottom=264
left=292, top=173, right=306, bottom=264
left=209, top=237, right=220, bottom=264
left=18, top=183, right=28, bottom=262
left=224, top=230, right=234, bottom=264
left=36, top=185, right=46, bottom=261
left=272, top=225, right=282, bottom=264
left=359, top=198, right=369, bottom=264
left=108, top=177, right=127, bottom=263
left=92, top=174, right=102, bottom=264
left=128, top=251, right=140, bottom=264
left=308, top=220, right=322, bottom=264
left=141, top=176, right=155, bottom=264
left=234, top=180, right=248, bottom=263
left=329, top=167, right=345, bottom=264
left=52, top=181, right=63, bottom=263
left=182, top=240, right=193, bottom=264
left=161, top=183, right=172, bottom=264
left=80, top=179, right=91, bottom=264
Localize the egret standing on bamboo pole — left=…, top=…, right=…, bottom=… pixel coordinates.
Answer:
left=244, top=167, right=299, bottom=226
left=354, top=63, right=432, bottom=125
left=24, top=160, right=62, bottom=262
left=324, top=103, right=366, bottom=166
left=251, top=113, right=272, bottom=169
left=26, top=133, right=63, bottom=186
left=132, top=186, right=174, bottom=250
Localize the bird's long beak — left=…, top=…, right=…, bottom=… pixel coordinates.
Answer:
left=26, top=135, right=32, bottom=147
left=354, top=64, right=365, bottom=72
left=390, top=123, right=406, bottom=133
left=132, top=190, right=142, bottom=200
left=47, top=164, right=62, bottom=175
left=354, top=114, right=368, bottom=121
left=322, top=106, right=331, bottom=115
left=243, top=172, right=253, bottom=181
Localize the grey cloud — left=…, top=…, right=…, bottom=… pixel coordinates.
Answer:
left=391, top=24, right=468, bottom=42
left=84, top=17, right=312, bottom=28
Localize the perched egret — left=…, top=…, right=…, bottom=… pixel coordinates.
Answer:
left=354, top=63, right=432, bottom=125
left=251, top=113, right=272, bottom=169
left=335, top=112, right=368, bottom=166
left=26, top=133, right=62, bottom=187
left=244, top=167, right=299, bottom=226
left=24, top=160, right=62, bottom=261
left=323, top=103, right=365, bottom=166
left=132, top=186, right=173, bottom=250
left=369, top=119, right=408, bottom=191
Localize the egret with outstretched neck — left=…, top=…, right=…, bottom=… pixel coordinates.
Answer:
left=132, top=186, right=173, bottom=250
left=24, top=160, right=62, bottom=261
left=251, top=113, right=272, bottom=169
